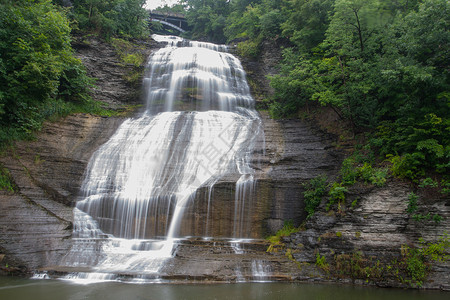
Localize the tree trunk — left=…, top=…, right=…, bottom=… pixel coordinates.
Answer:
left=353, top=9, right=364, bottom=52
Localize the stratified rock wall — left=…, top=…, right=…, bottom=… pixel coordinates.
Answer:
left=1, top=36, right=447, bottom=290
left=284, top=181, right=450, bottom=289
left=0, top=35, right=152, bottom=273
left=0, top=115, right=125, bottom=271
left=174, top=112, right=343, bottom=238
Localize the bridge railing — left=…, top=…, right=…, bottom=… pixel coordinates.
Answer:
left=150, top=19, right=186, bottom=33
left=149, top=12, right=189, bottom=33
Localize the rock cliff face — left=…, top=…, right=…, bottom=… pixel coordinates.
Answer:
left=239, top=38, right=450, bottom=290
left=283, top=181, right=450, bottom=289
left=0, top=35, right=153, bottom=274
left=0, top=114, right=124, bottom=273
left=175, top=112, right=343, bottom=238
left=0, top=35, right=343, bottom=275
left=0, top=36, right=448, bottom=290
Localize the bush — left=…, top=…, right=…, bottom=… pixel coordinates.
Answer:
left=0, top=165, right=15, bottom=192
left=357, top=163, right=389, bottom=187
left=236, top=38, right=261, bottom=59
left=327, top=182, right=348, bottom=210
left=401, top=235, right=450, bottom=288
left=315, top=253, right=329, bottom=272
left=266, top=220, right=299, bottom=252
left=303, top=175, right=328, bottom=218
left=387, top=153, right=425, bottom=181
left=340, top=157, right=359, bottom=185
left=407, top=192, right=419, bottom=214
left=260, top=10, right=283, bottom=38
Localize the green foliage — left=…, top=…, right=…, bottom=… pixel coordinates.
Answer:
left=315, top=253, right=329, bottom=272
left=110, top=37, right=145, bottom=67
left=387, top=154, right=425, bottom=181
left=327, top=182, right=348, bottom=210
left=369, top=168, right=389, bottom=187
left=0, top=165, right=15, bottom=193
left=338, top=148, right=388, bottom=187
left=441, top=179, right=450, bottom=195
left=419, top=234, right=450, bottom=262
left=340, top=157, right=359, bottom=185
left=330, top=235, right=449, bottom=287
left=260, top=9, right=283, bottom=38
left=432, top=214, right=443, bottom=224
left=407, top=192, right=419, bottom=214
left=183, top=0, right=230, bottom=43
left=70, top=0, right=149, bottom=38
left=266, top=48, right=315, bottom=118
left=329, top=234, right=449, bottom=287
left=281, top=0, right=334, bottom=52
left=303, top=175, right=328, bottom=218
left=357, top=163, right=374, bottom=183
left=401, top=247, right=429, bottom=288
left=236, top=38, right=261, bottom=59
left=334, top=252, right=383, bottom=282
left=0, top=0, right=92, bottom=146
left=112, top=38, right=146, bottom=85
left=380, top=113, right=449, bottom=180
left=419, top=177, right=438, bottom=188
left=406, top=192, right=444, bottom=224
left=411, top=213, right=442, bottom=224
left=235, top=0, right=450, bottom=180
left=224, top=0, right=290, bottom=43
left=266, top=220, right=299, bottom=252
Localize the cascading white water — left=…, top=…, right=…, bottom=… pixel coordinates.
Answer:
left=59, top=35, right=263, bottom=279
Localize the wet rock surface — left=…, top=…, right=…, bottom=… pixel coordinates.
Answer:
left=0, top=114, right=125, bottom=271
left=0, top=34, right=342, bottom=279
left=176, top=112, right=343, bottom=238
left=0, top=36, right=448, bottom=290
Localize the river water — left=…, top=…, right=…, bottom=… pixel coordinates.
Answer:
left=0, top=278, right=447, bottom=300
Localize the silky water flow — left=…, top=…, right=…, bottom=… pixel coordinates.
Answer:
left=55, top=35, right=265, bottom=282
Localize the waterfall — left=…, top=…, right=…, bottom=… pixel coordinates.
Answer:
left=58, top=35, right=264, bottom=279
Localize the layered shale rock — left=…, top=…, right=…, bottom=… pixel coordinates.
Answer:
left=0, top=35, right=447, bottom=290
left=281, top=182, right=450, bottom=289
left=0, top=114, right=125, bottom=273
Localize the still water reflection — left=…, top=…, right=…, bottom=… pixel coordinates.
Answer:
left=0, top=278, right=447, bottom=300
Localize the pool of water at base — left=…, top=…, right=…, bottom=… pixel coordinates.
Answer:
left=0, top=278, right=448, bottom=300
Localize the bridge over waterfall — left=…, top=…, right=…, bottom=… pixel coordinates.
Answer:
left=149, top=11, right=189, bottom=33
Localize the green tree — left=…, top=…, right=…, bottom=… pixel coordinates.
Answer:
left=372, top=0, right=450, bottom=175
left=281, top=0, right=334, bottom=52
left=183, top=0, right=230, bottom=43
left=0, top=0, right=91, bottom=140
left=71, top=0, right=149, bottom=38
left=114, top=0, right=148, bottom=37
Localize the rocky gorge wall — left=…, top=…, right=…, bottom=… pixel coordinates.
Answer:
left=0, top=36, right=448, bottom=290
left=0, top=35, right=343, bottom=274
left=240, top=38, right=450, bottom=290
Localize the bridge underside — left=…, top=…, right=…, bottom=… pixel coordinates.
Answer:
left=150, top=19, right=186, bottom=33
left=149, top=13, right=189, bottom=35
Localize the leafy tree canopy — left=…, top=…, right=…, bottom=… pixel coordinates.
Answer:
left=0, top=0, right=92, bottom=141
